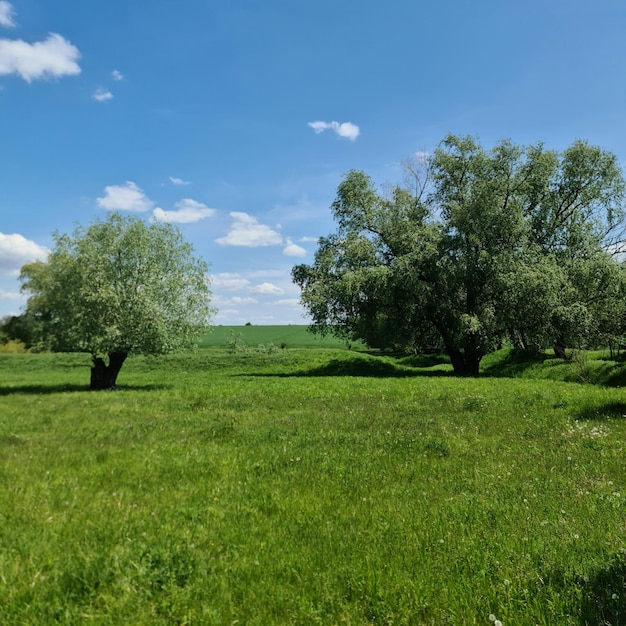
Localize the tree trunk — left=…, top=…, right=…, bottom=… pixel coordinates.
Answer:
left=90, top=352, right=128, bottom=390
left=447, top=349, right=465, bottom=375
left=513, top=330, right=528, bottom=350
left=553, top=336, right=569, bottom=360
left=436, top=324, right=482, bottom=376
left=445, top=348, right=482, bottom=376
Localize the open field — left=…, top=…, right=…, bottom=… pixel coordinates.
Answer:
left=198, top=325, right=363, bottom=348
left=1, top=347, right=626, bottom=624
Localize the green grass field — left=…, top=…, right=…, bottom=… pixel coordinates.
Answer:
left=198, top=325, right=362, bottom=348
left=1, top=346, right=626, bottom=624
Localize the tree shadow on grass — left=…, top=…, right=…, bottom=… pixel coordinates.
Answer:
left=480, top=348, right=551, bottom=378
left=0, top=383, right=168, bottom=396
left=575, top=402, right=626, bottom=421
left=395, top=352, right=452, bottom=368
left=601, top=368, right=626, bottom=387
left=532, top=553, right=626, bottom=624
left=247, top=356, right=453, bottom=378
left=578, top=552, right=626, bottom=625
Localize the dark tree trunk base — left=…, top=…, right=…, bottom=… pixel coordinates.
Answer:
left=90, top=352, right=128, bottom=390
left=438, top=327, right=482, bottom=377
left=448, top=349, right=481, bottom=377
left=553, top=337, right=570, bottom=360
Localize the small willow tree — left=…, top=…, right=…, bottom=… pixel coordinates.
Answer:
left=20, top=212, right=214, bottom=389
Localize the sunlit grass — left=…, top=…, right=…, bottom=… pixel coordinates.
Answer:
left=198, top=324, right=362, bottom=348
left=1, top=349, right=626, bottom=623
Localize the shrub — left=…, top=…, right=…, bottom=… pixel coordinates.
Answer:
left=0, top=339, right=29, bottom=354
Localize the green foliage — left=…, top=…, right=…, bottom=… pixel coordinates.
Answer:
left=19, top=213, right=213, bottom=385
left=225, top=330, right=281, bottom=354
left=224, top=330, right=247, bottom=353
left=2, top=349, right=626, bottom=622
left=0, top=314, right=38, bottom=349
left=0, top=339, right=28, bottom=353
left=293, top=135, right=626, bottom=376
left=482, top=347, right=626, bottom=386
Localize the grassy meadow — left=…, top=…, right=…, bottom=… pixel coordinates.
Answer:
left=198, top=325, right=363, bottom=348
left=1, top=342, right=626, bottom=624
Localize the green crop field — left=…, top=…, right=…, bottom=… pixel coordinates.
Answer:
left=1, top=346, right=626, bottom=624
left=198, top=325, right=363, bottom=348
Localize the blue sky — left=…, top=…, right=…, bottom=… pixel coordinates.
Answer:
left=1, top=0, right=625, bottom=325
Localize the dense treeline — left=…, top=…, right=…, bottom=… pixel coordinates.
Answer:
left=293, top=135, right=626, bottom=375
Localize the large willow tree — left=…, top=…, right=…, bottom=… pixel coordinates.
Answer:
left=293, top=135, right=626, bottom=375
left=20, top=213, right=214, bottom=389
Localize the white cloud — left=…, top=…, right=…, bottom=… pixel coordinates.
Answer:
left=245, top=269, right=286, bottom=279
left=212, top=294, right=258, bottom=308
left=0, top=288, right=23, bottom=300
left=0, top=232, right=48, bottom=276
left=274, top=298, right=302, bottom=308
left=153, top=198, right=215, bottom=224
left=93, top=87, right=113, bottom=102
left=299, top=236, right=319, bottom=243
left=169, top=176, right=190, bottom=186
left=250, top=282, right=284, bottom=296
left=210, top=266, right=310, bottom=324
left=283, top=238, right=306, bottom=257
left=0, top=1, right=16, bottom=28
left=216, top=212, right=282, bottom=247
left=308, top=121, right=328, bottom=134
left=308, top=120, right=360, bottom=141
left=212, top=273, right=251, bottom=291
left=0, top=33, right=81, bottom=82
left=97, top=181, right=153, bottom=212
left=112, top=69, right=123, bottom=81
left=231, top=296, right=258, bottom=305
left=0, top=287, right=27, bottom=319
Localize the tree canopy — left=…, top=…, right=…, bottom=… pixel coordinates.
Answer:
left=293, top=135, right=626, bottom=375
left=20, top=213, right=214, bottom=388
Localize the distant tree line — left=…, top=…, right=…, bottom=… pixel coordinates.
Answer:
left=292, top=134, right=626, bottom=375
